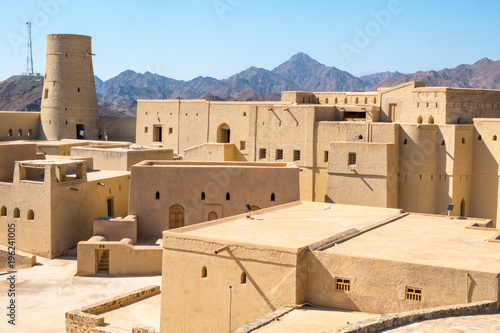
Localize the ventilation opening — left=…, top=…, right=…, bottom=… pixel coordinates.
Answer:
left=241, top=272, right=247, bottom=284
left=226, top=192, right=230, bottom=201
left=201, top=192, right=205, bottom=200
left=324, top=151, right=329, bottom=163
left=271, top=193, right=275, bottom=202
left=335, top=278, right=351, bottom=291
left=44, top=89, right=48, bottom=98
left=406, top=287, right=422, bottom=301
left=155, top=191, right=160, bottom=200
left=202, top=266, right=207, bottom=279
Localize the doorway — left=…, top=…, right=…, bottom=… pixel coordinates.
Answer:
left=169, top=205, right=184, bottom=229
left=107, top=198, right=114, bottom=217
left=153, top=125, right=163, bottom=142
left=217, top=123, right=230, bottom=143
left=76, top=124, right=85, bottom=139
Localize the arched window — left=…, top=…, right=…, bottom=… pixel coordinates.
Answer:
left=226, top=192, right=230, bottom=201
left=325, top=98, right=329, bottom=104
left=441, top=139, right=445, bottom=146
left=417, top=116, right=423, bottom=124
left=208, top=211, right=218, bottom=221
left=460, top=199, right=466, bottom=217
left=403, top=139, right=408, bottom=145
left=358, top=135, right=363, bottom=140
left=241, top=272, right=247, bottom=284
left=271, top=193, right=275, bottom=202
left=334, top=97, right=338, bottom=104
left=201, top=192, right=206, bottom=200
left=8, top=129, right=12, bottom=136
left=493, top=135, right=497, bottom=141
left=28, top=129, right=32, bottom=136
left=373, top=97, right=377, bottom=104
left=428, top=115, right=434, bottom=124
left=18, top=129, right=22, bottom=136
left=27, top=209, right=34, bottom=220
left=364, top=97, right=368, bottom=104
left=201, top=266, right=207, bottom=278
left=478, top=135, right=482, bottom=141
left=169, top=205, right=184, bottom=229
left=355, top=97, right=359, bottom=104
left=0, top=206, right=6, bottom=216
left=243, top=112, right=247, bottom=117
left=14, top=208, right=20, bottom=218
left=155, top=191, right=160, bottom=200
left=462, top=138, right=466, bottom=144
left=344, top=97, right=347, bottom=104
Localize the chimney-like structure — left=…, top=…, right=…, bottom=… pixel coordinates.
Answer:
left=40, top=34, right=98, bottom=140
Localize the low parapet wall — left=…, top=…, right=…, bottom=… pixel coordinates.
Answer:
left=0, top=245, right=36, bottom=272
left=65, top=285, right=160, bottom=333
left=331, top=300, right=497, bottom=333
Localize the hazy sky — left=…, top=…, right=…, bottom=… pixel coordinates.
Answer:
left=1, top=0, right=499, bottom=81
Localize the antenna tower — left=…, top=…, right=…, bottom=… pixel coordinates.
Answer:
left=26, top=22, right=34, bottom=76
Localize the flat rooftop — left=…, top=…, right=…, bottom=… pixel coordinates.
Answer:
left=139, top=161, right=296, bottom=168
left=166, top=202, right=403, bottom=251
left=324, top=213, right=500, bottom=273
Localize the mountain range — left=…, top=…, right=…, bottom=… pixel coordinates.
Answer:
left=1, top=53, right=500, bottom=116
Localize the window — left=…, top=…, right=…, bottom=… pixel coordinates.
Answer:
left=358, top=135, right=363, bottom=140
left=28, top=129, right=32, bottom=136
left=364, top=97, right=367, bottom=104
left=293, top=150, right=301, bottom=161
left=8, top=129, right=12, bottom=136
left=226, top=192, right=230, bottom=201
left=243, top=112, right=247, bottom=116
left=441, top=139, right=445, bottom=146
left=428, top=115, right=434, bottom=124
left=144, top=127, right=148, bottom=133
left=276, top=149, right=283, bottom=160
left=155, top=191, right=160, bottom=200
left=403, top=138, right=408, bottom=145
left=325, top=98, right=329, bottom=104
left=417, top=115, right=423, bottom=124
left=77, top=87, right=80, bottom=92
left=241, top=272, right=247, bottom=284
left=44, top=89, right=48, bottom=98
left=344, top=97, right=347, bottom=104
left=373, top=97, right=377, bottom=104
left=271, top=193, right=275, bottom=202
left=462, top=138, right=466, bottom=144
left=1, top=206, right=6, bottom=216
left=202, top=266, right=207, bottom=278
left=169, top=127, right=173, bottom=134
left=334, top=97, right=338, bottom=104
left=348, top=152, right=357, bottom=166
left=478, top=135, right=482, bottom=140
left=406, top=287, right=422, bottom=301
left=324, top=151, right=329, bottom=163
left=335, top=277, right=351, bottom=291
left=13, top=208, right=20, bottom=218
left=259, top=148, right=266, bottom=159
left=201, top=192, right=206, bottom=200
left=240, top=141, right=246, bottom=150
left=389, top=104, right=398, bottom=122
left=355, top=97, right=359, bottom=104
left=494, top=135, right=498, bottom=141
left=27, top=210, right=34, bottom=220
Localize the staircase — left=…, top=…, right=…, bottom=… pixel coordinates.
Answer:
left=98, top=251, right=109, bottom=273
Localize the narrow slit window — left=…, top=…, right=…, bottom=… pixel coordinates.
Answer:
left=201, top=192, right=206, bottom=200
left=202, top=266, right=207, bottom=279
left=226, top=192, right=230, bottom=201
left=241, top=272, right=247, bottom=284
left=155, top=191, right=160, bottom=200
left=324, top=151, right=329, bottom=163
left=271, top=193, right=275, bottom=202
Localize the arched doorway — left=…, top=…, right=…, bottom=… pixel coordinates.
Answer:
left=217, top=123, right=230, bottom=143
left=208, top=211, right=218, bottom=221
left=169, top=204, right=184, bottom=229
left=460, top=199, right=466, bottom=217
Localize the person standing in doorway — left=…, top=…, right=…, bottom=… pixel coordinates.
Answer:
left=97, top=129, right=102, bottom=140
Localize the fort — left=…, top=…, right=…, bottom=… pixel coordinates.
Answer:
left=2, top=33, right=500, bottom=332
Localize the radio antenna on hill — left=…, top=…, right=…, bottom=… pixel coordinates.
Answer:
left=26, top=22, right=34, bottom=76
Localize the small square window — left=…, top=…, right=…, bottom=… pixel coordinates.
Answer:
left=293, top=150, right=301, bottom=161
left=240, top=141, right=246, bottom=150
left=259, top=148, right=266, bottom=159
left=406, top=287, right=422, bottom=301
left=348, top=152, right=356, bottom=166
left=335, top=277, right=351, bottom=291
left=144, top=127, right=148, bottom=133
left=276, top=149, right=283, bottom=160
left=324, top=151, right=329, bottom=163
left=44, top=89, right=49, bottom=99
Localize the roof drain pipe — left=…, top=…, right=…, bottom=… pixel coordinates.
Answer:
left=215, top=245, right=229, bottom=255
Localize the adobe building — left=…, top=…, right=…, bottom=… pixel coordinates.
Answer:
left=128, top=161, right=300, bottom=238
left=160, top=201, right=500, bottom=332
left=135, top=81, right=500, bottom=226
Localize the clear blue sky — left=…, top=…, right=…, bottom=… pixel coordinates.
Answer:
left=1, top=0, right=499, bottom=81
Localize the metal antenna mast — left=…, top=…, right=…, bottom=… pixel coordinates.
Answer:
left=26, top=22, right=34, bottom=76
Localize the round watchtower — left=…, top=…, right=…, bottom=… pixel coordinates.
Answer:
left=40, top=34, right=99, bottom=140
